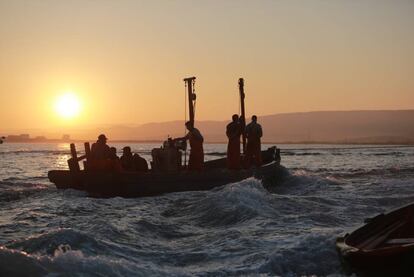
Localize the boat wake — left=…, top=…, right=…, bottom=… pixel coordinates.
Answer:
left=162, top=178, right=276, bottom=227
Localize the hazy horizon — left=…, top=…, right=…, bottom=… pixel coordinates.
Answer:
left=2, top=110, right=414, bottom=144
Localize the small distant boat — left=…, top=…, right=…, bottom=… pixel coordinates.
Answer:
left=336, top=203, right=414, bottom=275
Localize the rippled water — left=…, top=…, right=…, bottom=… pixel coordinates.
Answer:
left=1, top=143, right=414, bottom=276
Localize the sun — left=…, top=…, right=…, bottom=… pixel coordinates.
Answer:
left=54, top=93, right=81, bottom=119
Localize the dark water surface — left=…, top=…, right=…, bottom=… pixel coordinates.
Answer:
left=1, top=143, right=414, bottom=276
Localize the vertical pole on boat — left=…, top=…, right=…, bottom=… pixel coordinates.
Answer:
left=84, top=142, right=91, bottom=170
left=68, top=143, right=80, bottom=172
left=183, top=76, right=196, bottom=126
left=84, top=142, right=91, bottom=160
left=239, top=78, right=246, bottom=154
left=183, top=77, right=196, bottom=168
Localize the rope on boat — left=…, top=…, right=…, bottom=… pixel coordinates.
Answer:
left=192, top=79, right=197, bottom=120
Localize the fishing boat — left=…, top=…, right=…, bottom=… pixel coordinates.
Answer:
left=336, top=203, right=414, bottom=275
left=48, top=77, right=283, bottom=198
left=48, top=147, right=281, bottom=198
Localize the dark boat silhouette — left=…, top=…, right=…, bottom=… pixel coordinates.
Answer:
left=48, top=77, right=283, bottom=198
left=336, top=203, right=414, bottom=275
left=48, top=146, right=281, bottom=198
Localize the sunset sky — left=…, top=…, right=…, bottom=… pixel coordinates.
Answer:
left=0, top=0, right=413, bottom=134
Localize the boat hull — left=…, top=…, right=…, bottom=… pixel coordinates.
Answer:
left=48, top=161, right=282, bottom=198
left=336, top=203, right=414, bottom=275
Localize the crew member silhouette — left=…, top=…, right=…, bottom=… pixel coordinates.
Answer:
left=245, top=115, right=263, bottom=167
left=226, top=114, right=242, bottom=169
left=109, top=146, right=122, bottom=171
left=89, top=134, right=111, bottom=171
left=91, top=134, right=111, bottom=160
left=176, top=121, right=204, bottom=171
left=120, top=146, right=134, bottom=171
left=133, top=153, right=149, bottom=172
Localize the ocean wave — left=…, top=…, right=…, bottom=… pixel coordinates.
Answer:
left=330, top=166, right=414, bottom=178
left=6, top=228, right=105, bottom=256
left=287, top=166, right=414, bottom=179
left=2, top=176, right=47, bottom=182
left=0, top=182, right=50, bottom=202
left=1, top=227, right=203, bottom=276
left=0, top=246, right=48, bottom=277
left=132, top=219, right=197, bottom=241
left=0, top=244, right=182, bottom=276
left=259, top=233, right=341, bottom=276
left=162, top=178, right=276, bottom=228
left=2, top=144, right=413, bottom=276
left=269, top=169, right=342, bottom=196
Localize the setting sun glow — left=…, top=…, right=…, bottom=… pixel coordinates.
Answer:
left=54, top=93, right=81, bottom=119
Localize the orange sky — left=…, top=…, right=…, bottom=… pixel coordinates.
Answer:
left=0, top=1, right=413, bottom=134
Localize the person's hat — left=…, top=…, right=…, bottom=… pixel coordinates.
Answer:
left=98, top=134, right=107, bottom=140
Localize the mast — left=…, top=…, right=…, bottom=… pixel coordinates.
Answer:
left=183, top=77, right=196, bottom=125
left=239, top=78, right=246, bottom=154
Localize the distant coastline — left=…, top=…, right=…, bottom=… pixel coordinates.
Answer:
left=2, top=110, right=414, bottom=145
left=3, top=138, right=414, bottom=146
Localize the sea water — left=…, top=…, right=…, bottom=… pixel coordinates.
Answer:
left=1, top=143, right=414, bottom=276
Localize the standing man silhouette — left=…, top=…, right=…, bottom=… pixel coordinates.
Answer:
left=176, top=121, right=204, bottom=171
left=245, top=115, right=263, bottom=167
left=226, top=114, right=242, bottom=169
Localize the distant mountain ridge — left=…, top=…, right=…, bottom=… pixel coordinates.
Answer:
left=91, top=110, right=414, bottom=143
left=3, top=110, right=414, bottom=144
